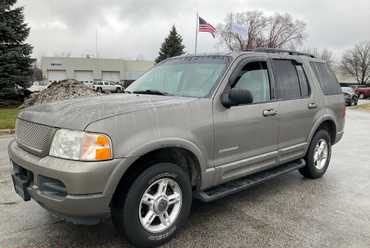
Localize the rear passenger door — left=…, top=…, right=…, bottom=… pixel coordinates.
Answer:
left=270, top=59, right=318, bottom=164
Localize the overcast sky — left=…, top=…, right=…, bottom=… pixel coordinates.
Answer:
left=17, top=0, right=370, bottom=62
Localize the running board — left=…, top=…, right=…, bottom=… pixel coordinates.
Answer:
left=196, top=159, right=306, bottom=202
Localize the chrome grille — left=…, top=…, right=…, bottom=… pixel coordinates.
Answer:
left=15, top=119, right=55, bottom=156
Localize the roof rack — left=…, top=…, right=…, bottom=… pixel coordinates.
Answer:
left=251, top=48, right=316, bottom=58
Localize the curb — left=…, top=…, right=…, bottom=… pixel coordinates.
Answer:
left=0, top=129, right=15, bottom=135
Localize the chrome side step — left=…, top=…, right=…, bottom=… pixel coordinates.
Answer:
left=196, top=159, right=305, bottom=202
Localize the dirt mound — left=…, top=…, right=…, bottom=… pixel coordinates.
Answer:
left=21, top=79, right=101, bottom=108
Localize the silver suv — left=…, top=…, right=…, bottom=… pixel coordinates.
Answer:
left=9, top=49, right=345, bottom=248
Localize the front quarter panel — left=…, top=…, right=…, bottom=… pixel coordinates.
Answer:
left=85, top=98, right=213, bottom=180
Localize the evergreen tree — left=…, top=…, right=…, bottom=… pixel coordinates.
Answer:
left=0, top=0, right=34, bottom=99
left=155, top=25, right=185, bottom=63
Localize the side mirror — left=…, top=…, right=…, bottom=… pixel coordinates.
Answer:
left=221, top=88, right=253, bottom=108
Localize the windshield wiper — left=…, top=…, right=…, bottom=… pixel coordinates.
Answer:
left=132, top=89, right=172, bottom=96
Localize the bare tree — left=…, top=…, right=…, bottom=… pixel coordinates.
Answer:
left=217, top=11, right=306, bottom=51
left=302, top=48, right=336, bottom=68
left=217, top=11, right=267, bottom=51
left=340, top=41, right=370, bottom=85
left=265, top=13, right=306, bottom=49
left=31, top=64, right=43, bottom=81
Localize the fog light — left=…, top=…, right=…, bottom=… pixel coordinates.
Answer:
left=39, top=175, right=66, bottom=197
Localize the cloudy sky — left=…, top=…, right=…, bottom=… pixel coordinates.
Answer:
left=17, top=0, right=370, bottom=62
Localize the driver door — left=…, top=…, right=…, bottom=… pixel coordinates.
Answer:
left=213, top=58, right=279, bottom=183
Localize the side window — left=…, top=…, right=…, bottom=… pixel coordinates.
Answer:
left=272, top=59, right=301, bottom=100
left=310, top=62, right=341, bottom=95
left=296, top=65, right=310, bottom=97
left=232, top=61, right=270, bottom=104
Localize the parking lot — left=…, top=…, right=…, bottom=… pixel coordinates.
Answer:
left=1, top=105, right=370, bottom=248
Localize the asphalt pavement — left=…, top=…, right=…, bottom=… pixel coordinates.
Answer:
left=0, top=106, right=370, bottom=248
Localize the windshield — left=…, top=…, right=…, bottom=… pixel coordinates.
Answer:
left=126, top=56, right=230, bottom=97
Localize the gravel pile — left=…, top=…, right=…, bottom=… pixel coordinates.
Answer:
left=21, top=79, right=101, bottom=108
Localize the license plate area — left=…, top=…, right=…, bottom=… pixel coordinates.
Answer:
left=11, top=162, right=33, bottom=201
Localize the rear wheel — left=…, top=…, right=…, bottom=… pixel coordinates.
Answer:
left=111, top=163, right=192, bottom=248
left=300, top=129, right=331, bottom=179
left=116, top=87, right=122, bottom=93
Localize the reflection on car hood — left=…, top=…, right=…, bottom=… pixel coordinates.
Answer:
left=18, top=94, right=196, bottom=130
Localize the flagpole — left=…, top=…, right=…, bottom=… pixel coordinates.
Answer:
left=194, top=12, right=198, bottom=55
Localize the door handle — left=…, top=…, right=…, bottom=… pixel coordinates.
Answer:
left=308, top=103, right=318, bottom=109
left=263, top=108, right=277, bottom=117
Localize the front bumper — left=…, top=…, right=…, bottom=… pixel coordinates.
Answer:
left=8, top=139, right=123, bottom=219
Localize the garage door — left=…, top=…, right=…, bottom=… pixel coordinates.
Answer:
left=47, top=70, right=67, bottom=82
left=74, top=70, right=93, bottom=82
left=102, top=71, right=120, bottom=83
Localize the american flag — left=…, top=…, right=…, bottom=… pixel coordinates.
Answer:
left=199, top=16, right=216, bottom=38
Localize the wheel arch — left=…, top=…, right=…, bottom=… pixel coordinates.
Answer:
left=109, top=143, right=205, bottom=208
left=305, top=116, right=337, bottom=155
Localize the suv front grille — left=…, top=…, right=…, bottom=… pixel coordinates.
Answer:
left=15, top=119, right=55, bottom=157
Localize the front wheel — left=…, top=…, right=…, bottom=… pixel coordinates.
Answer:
left=300, top=129, right=332, bottom=179
left=112, top=163, right=192, bottom=248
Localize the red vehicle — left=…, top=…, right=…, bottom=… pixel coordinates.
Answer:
left=355, top=87, right=370, bottom=99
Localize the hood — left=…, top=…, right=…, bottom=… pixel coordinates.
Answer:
left=18, top=94, right=196, bottom=130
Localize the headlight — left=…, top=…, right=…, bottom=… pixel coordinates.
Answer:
left=49, top=129, right=112, bottom=161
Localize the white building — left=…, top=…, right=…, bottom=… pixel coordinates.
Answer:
left=41, top=57, right=153, bottom=85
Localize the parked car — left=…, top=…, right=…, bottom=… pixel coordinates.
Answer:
left=341, top=87, right=358, bottom=106
left=92, top=81, right=123, bottom=93
left=27, top=81, right=49, bottom=93
left=9, top=48, right=345, bottom=248
left=354, top=87, right=370, bottom=99
left=82, top=81, right=94, bottom=88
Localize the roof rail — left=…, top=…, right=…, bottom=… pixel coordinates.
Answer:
left=251, top=48, right=316, bottom=58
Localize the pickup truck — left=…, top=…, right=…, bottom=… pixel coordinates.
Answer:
left=92, top=81, right=123, bottom=93
left=355, top=87, right=370, bottom=99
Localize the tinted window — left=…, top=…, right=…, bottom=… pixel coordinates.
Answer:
left=232, top=61, right=270, bottom=103
left=272, top=60, right=301, bottom=99
left=310, top=62, right=341, bottom=95
left=296, top=65, right=310, bottom=97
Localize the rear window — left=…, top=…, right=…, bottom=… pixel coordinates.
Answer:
left=310, top=62, right=341, bottom=95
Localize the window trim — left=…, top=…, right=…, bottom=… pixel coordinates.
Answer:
left=270, top=58, right=312, bottom=102
left=295, top=64, right=312, bottom=98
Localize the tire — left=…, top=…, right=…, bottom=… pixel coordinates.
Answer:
left=353, top=97, right=358, bottom=105
left=97, top=87, right=103, bottom=93
left=112, top=163, right=192, bottom=248
left=299, top=129, right=332, bottom=179
left=116, top=87, right=121, bottom=93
